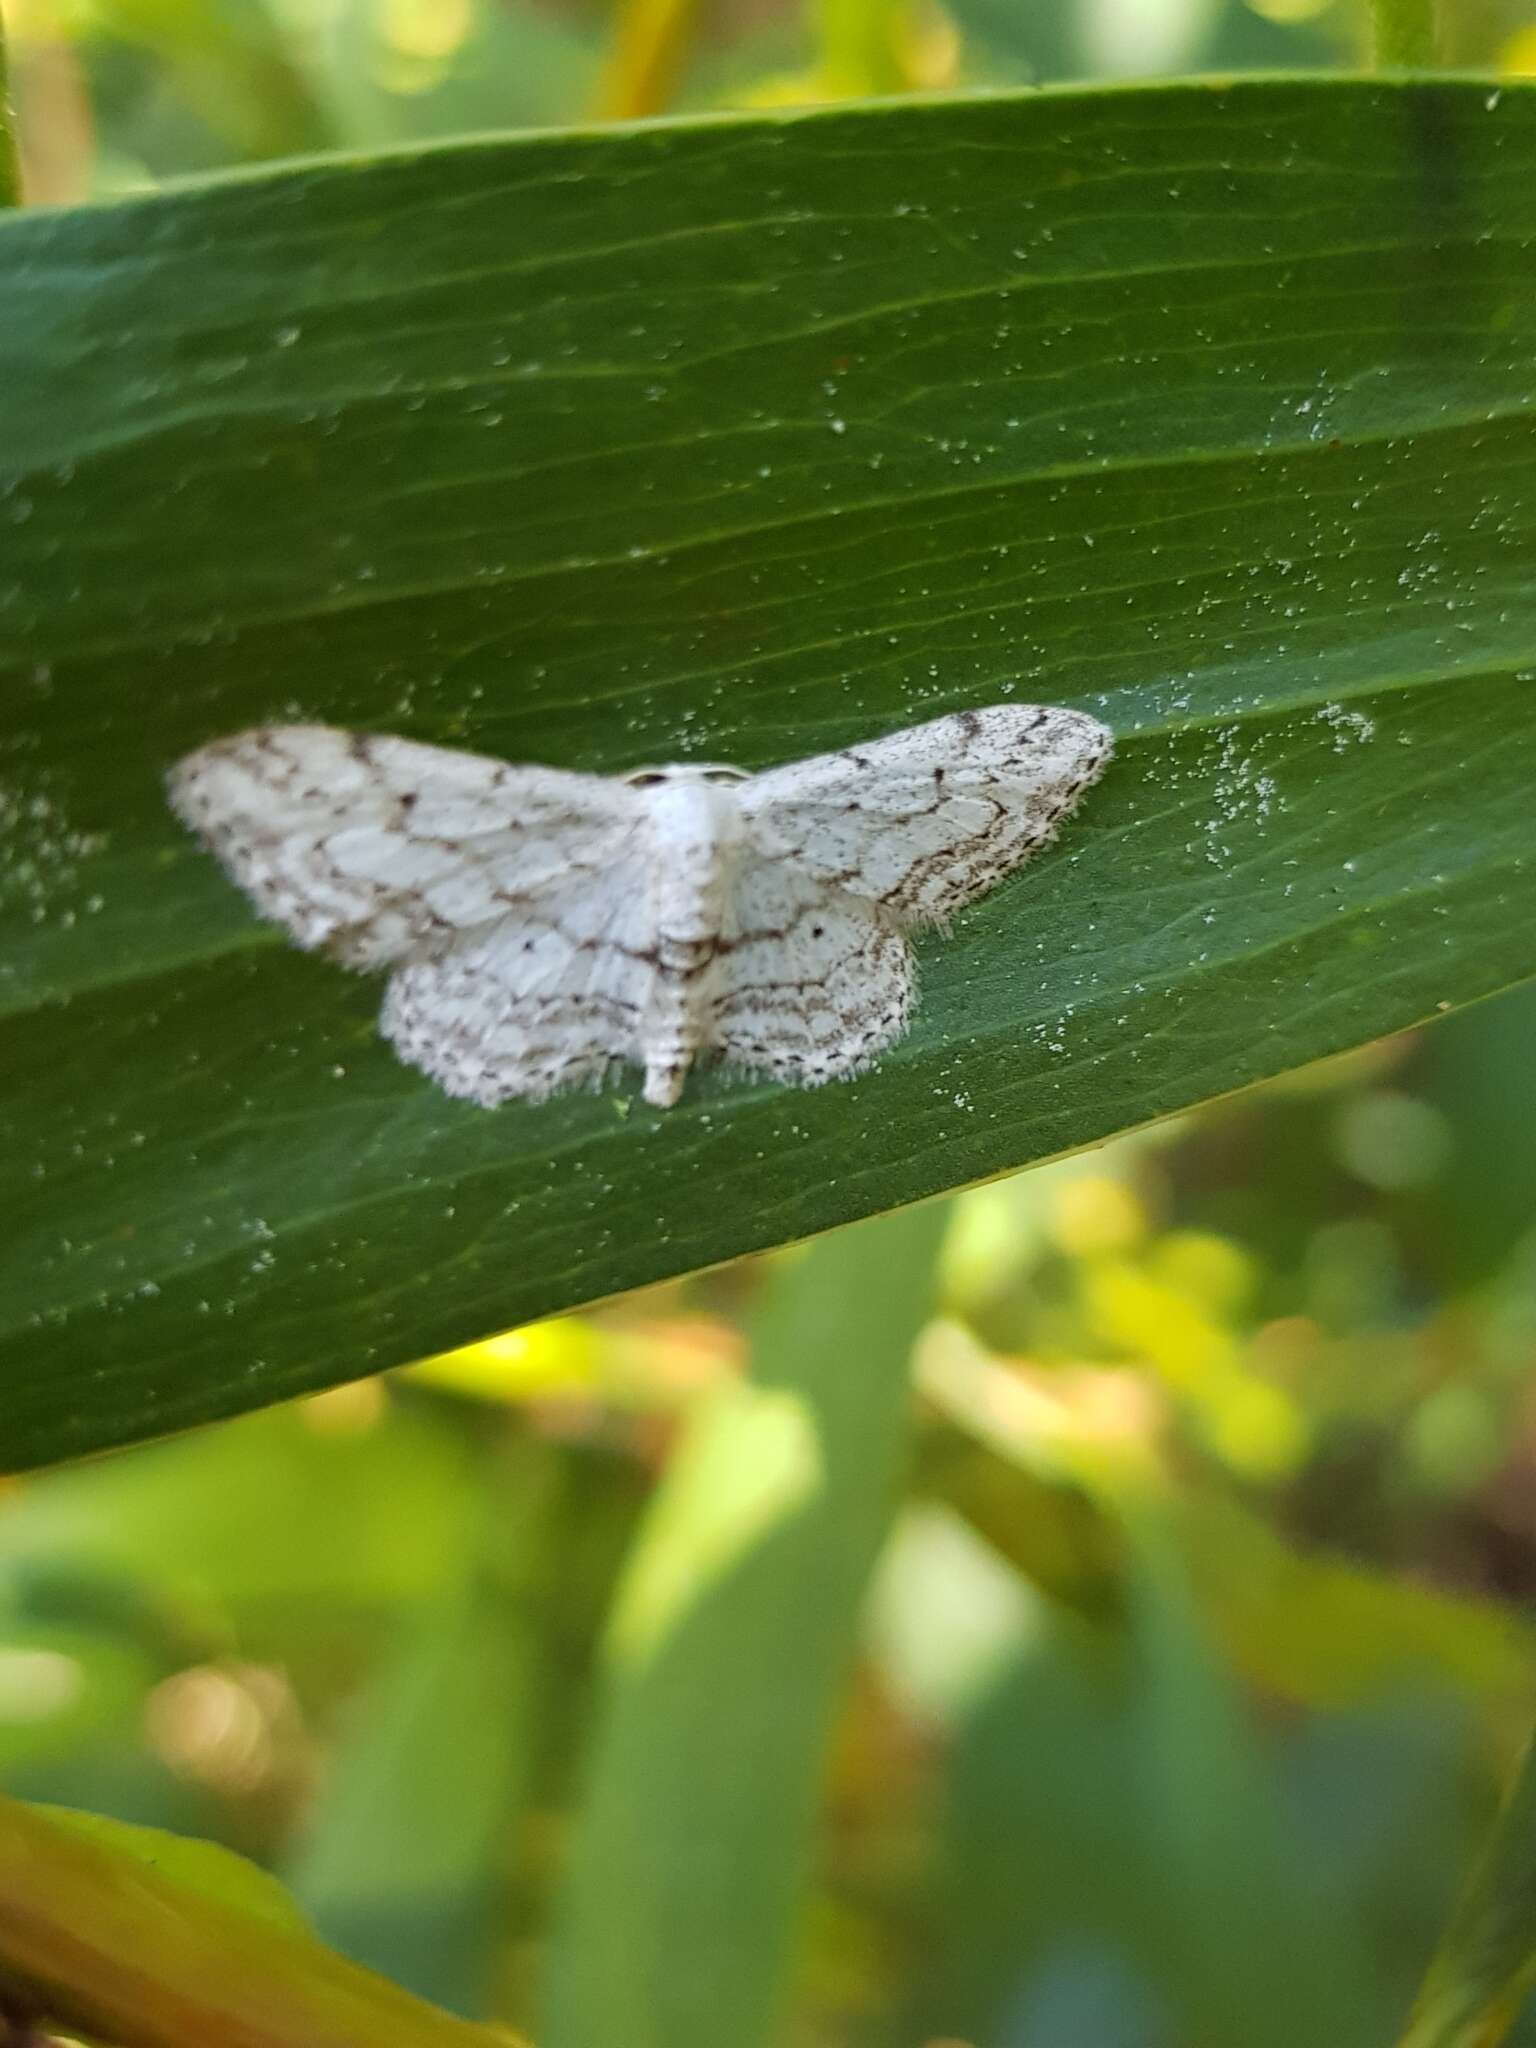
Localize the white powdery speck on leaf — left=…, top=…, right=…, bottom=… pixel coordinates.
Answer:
left=167, top=705, right=1114, bottom=1109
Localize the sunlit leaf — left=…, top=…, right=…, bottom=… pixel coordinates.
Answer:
left=0, top=1794, right=520, bottom=2047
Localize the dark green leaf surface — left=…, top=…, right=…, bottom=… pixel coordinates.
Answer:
left=4, top=77, right=1536, bottom=1468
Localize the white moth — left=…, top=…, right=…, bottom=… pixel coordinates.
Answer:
left=168, top=705, right=1113, bottom=1110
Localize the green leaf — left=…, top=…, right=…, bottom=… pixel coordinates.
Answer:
left=1122, top=1509, right=1385, bottom=2047
left=284, top=1449, right=553, bottom=2017
left=287, top=1584, right=531, bottom=2016
left=541, top=1200, right=948, bottom=2048
left=21, top=1801, right=313, bottom=1932
left=0, top=1405, right=479, bottom=1623
left=1418, top=982, right=1536, bottom=1285
left=0, top=1793, right=521, bottom=2048
left=1176, top=1493, right=1536, bottom=1711
left=4, top=77, right=1536, bottom=1469
left=1396, top=1729, right=1536, bottom=2048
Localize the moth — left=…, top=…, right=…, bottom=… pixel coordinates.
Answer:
left=168, top=705, right=1113, bottom=1108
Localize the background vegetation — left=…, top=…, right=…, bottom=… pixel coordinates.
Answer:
left=4, top=2, right=1536, bottom=2046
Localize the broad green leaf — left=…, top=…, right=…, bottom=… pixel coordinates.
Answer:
left=541, top=1200, right=948, bottom=2048
left=4, top=77, right=1536, bottom=1469
left=0, top=1793, right=520, bottom=2048
left=1396, top=1729, right=1536, bottom=2048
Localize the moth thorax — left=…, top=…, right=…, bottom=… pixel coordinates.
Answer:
left=642, top=776, right=747, bottom=860
left=624, top=762, right=750, bottom=788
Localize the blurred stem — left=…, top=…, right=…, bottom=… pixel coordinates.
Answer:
left=0, top=0, right=94, bottom=206
left=542, top=1200, right=951, bottom=2048
left=1394, top=1727, right=1536, bottom=2048
left=0, top=4, right=20, bottom=208
left=1371, top=0, right=1437, bottom=66
left=814, top=0, right=911, bottom=95
left=591, top=0, right=704, bottom=123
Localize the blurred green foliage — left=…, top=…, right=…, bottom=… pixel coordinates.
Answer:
left=5, top=2, right=1536, bottom=2045
left=9, top=0, right=1535, bottom=201
left=4, top=0, right=1534, bottom=203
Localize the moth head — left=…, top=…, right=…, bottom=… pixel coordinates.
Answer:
left=623, top=763, right=750, bottom=789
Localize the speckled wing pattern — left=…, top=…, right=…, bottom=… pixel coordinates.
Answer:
left=710, top=858, right=916, bottom=1090
left=169, top=706, right=1113, bottom=1108
left=737, top=704, right=1114, bottom=926
left=167, top=726, right=639, bottom=969
left=717, top=703, right=1113, bottom=1087
left=379, top=871, right=658, bottom=1103
left=168, top=725, right=648, bottom=1103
